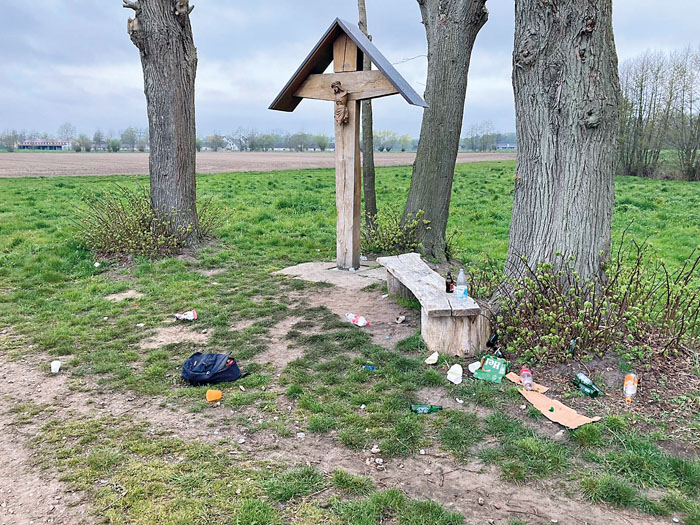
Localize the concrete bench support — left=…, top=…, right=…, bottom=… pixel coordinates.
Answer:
left=378, top=253, right=491, bottom=357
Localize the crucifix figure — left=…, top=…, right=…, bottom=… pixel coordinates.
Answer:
left=269, top=18, right=427, bottom=270
left=332, top=81, right=350, bottom=126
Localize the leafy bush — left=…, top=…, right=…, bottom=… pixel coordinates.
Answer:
left=74, top=184, right=222, bottom=258
left=361, top=206, right=429, bottom=255
left=496, top=238, right=700, bottom=364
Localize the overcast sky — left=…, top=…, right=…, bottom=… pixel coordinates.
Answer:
left=1, top=1, right=699, bottom=139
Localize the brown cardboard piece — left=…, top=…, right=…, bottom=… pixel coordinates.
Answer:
left=519, top=389, right=600, bottom=430
left=505, top=372, right=549, bottom=393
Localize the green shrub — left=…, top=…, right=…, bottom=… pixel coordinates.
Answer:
left=361, top=206, right=428, bottom=255
left=74, top=184, right=222, bottom=258
left=497, top=240, right=700, bottom=364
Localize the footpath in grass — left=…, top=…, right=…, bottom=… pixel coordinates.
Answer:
left=0, top=162, right=699, bottom=523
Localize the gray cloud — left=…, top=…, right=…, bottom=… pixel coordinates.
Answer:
left=1, top=1, right=699, bottom=138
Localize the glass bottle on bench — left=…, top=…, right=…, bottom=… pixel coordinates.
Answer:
left=455, top=269, right=468, bottom=299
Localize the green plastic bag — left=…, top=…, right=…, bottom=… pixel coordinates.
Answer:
left=473, top=355, right=508, bottom=384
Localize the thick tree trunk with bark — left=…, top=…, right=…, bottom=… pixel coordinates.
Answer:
left=123, top=0, right=199, bottom=238
left=506, top=0, right=620, bottom=282
left=403, top=0, right=488, bottom=261
left=358, top=0, right=377, bottom=228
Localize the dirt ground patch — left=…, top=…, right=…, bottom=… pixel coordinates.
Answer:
left=0, top=151, right=516, bottom=178
left=104, top=289, right=143, bottom=302
left=0, top=351, right=665, bottom=525
left=139, top=324, right=209, bottom=350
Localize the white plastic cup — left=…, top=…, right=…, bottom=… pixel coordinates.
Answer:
left=51, top=360, right=61, bottom=374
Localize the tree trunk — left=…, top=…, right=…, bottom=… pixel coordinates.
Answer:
left=506, top=0, right=620, bottom=283
left=123, top=0, right=199, bottom=239
left=403, top=0, right=488, bottom=261
left=358, top=0, right=377, bottom=228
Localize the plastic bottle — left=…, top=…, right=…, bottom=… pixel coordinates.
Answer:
left=520, top=365, right=534, bottom=391
left=411, top=404, right=443, bottom=414
left=455, top=269, right=468, bottom=299
left=623, top=373, right=638, bottom=403
left=346, top=313, right=369, bottom=327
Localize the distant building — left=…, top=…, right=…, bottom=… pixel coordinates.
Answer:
left=17, top=139, right=70, bottom=151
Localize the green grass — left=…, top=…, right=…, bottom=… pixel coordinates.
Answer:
left=2, top=162, right=700, bottom=523
left=29, top=413, right=464, bottom=525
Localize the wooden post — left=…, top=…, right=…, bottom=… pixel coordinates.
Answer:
left=333, top=35, right=361, bottom=270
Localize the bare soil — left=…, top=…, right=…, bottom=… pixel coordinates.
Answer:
left=0, top=320, right=665, bottom=525
left=0, top=267, right=671, bottom=525
left=0, top=151, right=516, bottom=178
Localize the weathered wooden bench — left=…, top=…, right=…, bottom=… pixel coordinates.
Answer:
left=377, top=253, right=491, bottom=357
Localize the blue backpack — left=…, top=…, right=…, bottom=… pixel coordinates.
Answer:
left=181, top=353, right=248, bottom=386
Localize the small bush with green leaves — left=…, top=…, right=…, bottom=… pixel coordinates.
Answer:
left=361, top=205, right=429, bottom=256
left=497, top=238, right=700, bottom=364
left=74, top=184, right=222, bottom=258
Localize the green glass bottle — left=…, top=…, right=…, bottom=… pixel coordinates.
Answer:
left=572, top=373, right=602, bottom=397
left=411, top=404, right=443, bottom=414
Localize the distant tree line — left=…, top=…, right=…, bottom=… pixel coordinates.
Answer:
left=460, top=121, right=516, bottom=151
left=619, top=47, right=700, bottom=181
left=0, top=123, right=150, bottom=153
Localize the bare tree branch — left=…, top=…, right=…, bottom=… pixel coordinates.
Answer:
left=123, top=0, right=139, bottom=10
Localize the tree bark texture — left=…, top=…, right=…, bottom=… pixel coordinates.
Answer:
left=506, top=0, right=620, bottom=283
left=403, top=0, right=488, bottom=261
left=124, top=0, right=199, bottom=237
left=358, top=0, right=377, bottom=228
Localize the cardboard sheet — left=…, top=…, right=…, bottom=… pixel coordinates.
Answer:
left=519, top=389, right=600, bottom=430
left=505, top=372, right=549, bottom=393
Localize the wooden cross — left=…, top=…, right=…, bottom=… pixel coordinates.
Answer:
left=270, top=18, right=427, bottom=270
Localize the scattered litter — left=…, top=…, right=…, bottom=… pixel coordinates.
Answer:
left=424, top=469, right=432, bottom=476
left=478, top=497, right=485, bottom=506
left=381, top=294, right=389, bottom=299
left=360, top=256, right=368, bottom=261
left=411, top=404, right=442, bottom=414
left=375, top=458, right=384, bottom=465
left=467, top=361, right=482, bottom=374
left=362, top=365, right=376, bottom=371
left=395, top=315, right=406, bottom=324
left=239, top=385, right=246, bottom=392
left=237, top=438, right=246, bottom=444
left=419, top=449, right=426, bottom=455
left=624, top=373, right=638, bottom=403
left=455, top=398, right=464, bottom=404
left=360, top=404, right=366, bottom=410
left=136, top=323, right=145, bottom=328
left=103, top=316, right=109, bottom=321
left=206, top=390, right=222, bottom=403
left=175, top=309, right=198, bottom=322
left=486, top=333, right=499, bottom=348
left=50, top=360, right=61, bottom=374
left=424, top=352, right=439, bottom=365
left=346, top=313, right=369, bottom=326
left=385, top=336, right=391, bottom=340
left=201, top=329, right=208, bottom=334
left=473, top=356, right=507, bottom=384
left=520, top=365, right=534, bottom=391
left=349, top=267, right=356, bottom=272
left=672, top=518, right=681, bottom=524
left=94, top=262, right=101, bottom=268
left=519, top=389, right=601, bottom=429
left=447, top=364, right=463, bottom=385
left=506, top=372, right=549, bottom=393
left=572, top=372, right=603, bottom=397
left=520, top=404, right=526, bottom=410
left=371, top=444, right=381, bottom=454
left=296, top=432, right=305, bottom=440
